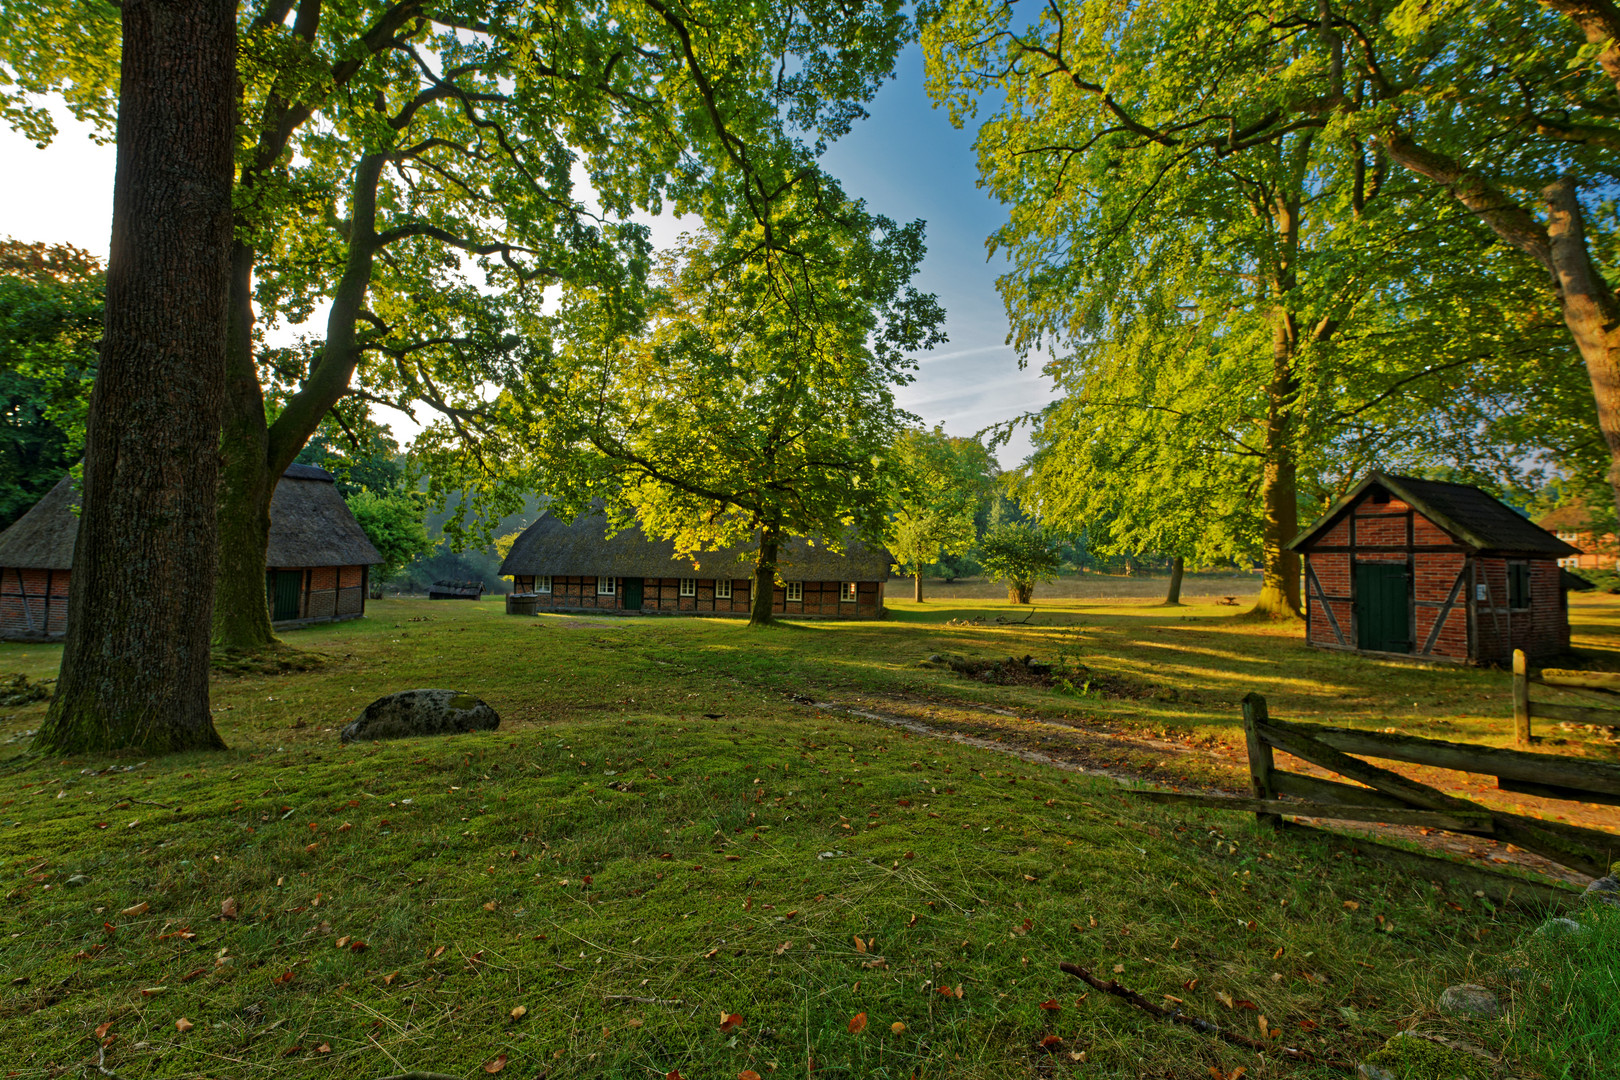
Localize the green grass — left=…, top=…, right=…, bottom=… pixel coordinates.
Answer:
left=0, top=596, right=1614, bottom=1079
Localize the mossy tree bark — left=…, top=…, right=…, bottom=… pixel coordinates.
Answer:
left=1163, top=555, right=1185, bottom=605
left=913, top=573, right=923, bottom=603
left=36, top=0, right=234, bottom=754
left=749, top=528, right=780, bottom=626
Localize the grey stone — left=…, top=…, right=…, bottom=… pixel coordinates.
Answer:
left=65, top=874, right=89, bottom=887
left=1358, top=1064, right=1396, bottom=1080
left=340, top=689, right=499, bottom=744
left=1582, top=876, right=1620, bottom=910
left=1437, top=984, right=1500, bottom=1019
left=1533, top=917, right=1587, bottom=940
left=926, top=654, right=944, bottom=663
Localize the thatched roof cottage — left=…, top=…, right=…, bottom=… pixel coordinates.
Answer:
left=0, top=463, right=382, bottom=640
left=499, top=506, right=891, bottom=619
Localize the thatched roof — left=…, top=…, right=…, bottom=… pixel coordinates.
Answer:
left=1289, top=472, right=1578, bottom=558
left=0, top=465, right=382, bottom=570
left=499, top=505, right=892, bottom=580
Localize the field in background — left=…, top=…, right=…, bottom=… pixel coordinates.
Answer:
left=912, top=571, right=1260, bottom=603
left=0, top=596, right=1614, bottom=1078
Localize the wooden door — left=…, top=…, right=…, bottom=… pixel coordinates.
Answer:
left=269, top=569, right=302, bottom=621
left=1354, top=563, right=1411, bottom=653
left=622, top=577, right=643, bottom=610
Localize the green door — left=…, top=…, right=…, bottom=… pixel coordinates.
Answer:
left=1354, top=563, right=1411, bottom=653
left=622, top=577, right=643, bottom=610
left=269, top=570, right=302, bottom=621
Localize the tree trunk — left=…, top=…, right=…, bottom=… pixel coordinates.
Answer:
left=1009, top=581, right=1033, bottom=604
left=1251, top=349, right=1303, bottom=618
left=1164, top=555, right=1185, bottom=605
left=750, top=528, right=780, bottom=626
left=212, top=240, right=278, bottom=651
left=913, top=572, right=923, bottom=603
left=36, top=0, right=234, bottom=755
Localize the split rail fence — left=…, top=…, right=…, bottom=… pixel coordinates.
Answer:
left=1133, top=691, right=1620, bottom=882
left=1512, top=648, right=1620, bottom=747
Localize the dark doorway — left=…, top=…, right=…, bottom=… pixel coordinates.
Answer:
left=269, top=569, right=302, bottom=621
left=622, top=577, right=643, bottom=610
left=1354, top=562, right=1411, bottom=653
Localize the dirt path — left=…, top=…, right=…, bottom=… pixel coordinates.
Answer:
left=800, top=691, right=1610, bottom=889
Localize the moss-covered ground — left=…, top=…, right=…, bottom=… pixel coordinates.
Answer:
left=0, top=595, right=1615, bottom=1079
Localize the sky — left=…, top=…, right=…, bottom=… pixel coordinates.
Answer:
left=0, top=42, right=1059, bottom=467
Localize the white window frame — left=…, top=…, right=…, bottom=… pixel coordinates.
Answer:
left=785, top=581, right=803, bottom=602
left=679, top=578, right=697, bottom=597
left=536, top=575, right=552, bottom=594
left=715, top=578, right=732, bottom=599
left=597, top=576, right=616, bottom=596
left=841, top=581, right=858, bottom=602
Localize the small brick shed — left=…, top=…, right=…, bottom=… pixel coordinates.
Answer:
left=1287, top=473, right=1579, bottom=665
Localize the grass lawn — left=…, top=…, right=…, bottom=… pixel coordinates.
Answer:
left=0, top=596, right=1615, bottom=1079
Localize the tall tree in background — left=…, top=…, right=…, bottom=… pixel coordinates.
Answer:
left=887, top=426, right=993, bottom=602
left=535, top=218, right=944, bottom=626
left=0, top=241, right=101, bottom=527
left=34, top=0, right=235, bottom=754
left=2, top=0, right=920, bottom=653
left=924, top=0, right=1576, bottom=616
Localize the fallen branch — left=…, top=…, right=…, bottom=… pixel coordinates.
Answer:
left=604, top=994, right=684, bottom=1006
left=1058, top=962, right=1352, bottom=1069
left=375, top=1074, right=464, bottom=1080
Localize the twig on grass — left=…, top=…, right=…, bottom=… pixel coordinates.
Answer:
left=604, top=994, right=684, bottom=1006
left=94, top=1043, right=127, bottom=1080
left=1058, top=962, right=1353, bottom=1069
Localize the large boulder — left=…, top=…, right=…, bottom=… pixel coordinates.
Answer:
left=340, top=689, right=499, bottom=744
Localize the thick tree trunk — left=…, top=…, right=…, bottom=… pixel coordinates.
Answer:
left=1249, top=310, right=1303, bottom=618
left=913, top=572, right=923, bottom=603
left=213, top=241, right=278, bottom=651
left=750, top=527, right=780, bottom=626
left=1163, top=555, right=1185, bottom=605
left=1009, top=581, right=1032, bottom=604
left=36, top=0, right=234, bottom=755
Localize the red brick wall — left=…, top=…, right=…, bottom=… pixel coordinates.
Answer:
left=1472, top=557, right=1567, bottom=664
left=0, top=566, right=69, bottom=638
left=1413, top=552, right=1468, bottom=660
left=268, top=565, right=367, bottom=624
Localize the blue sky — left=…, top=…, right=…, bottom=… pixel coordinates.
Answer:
left=0, top=42, right=1058, bottom=466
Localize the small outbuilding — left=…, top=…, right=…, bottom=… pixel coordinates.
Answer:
left=0, top=463, right=382, bottom=640
left=1287, top=472, right=1578, bottom=665
left=498, top=506, right=891, bottom=619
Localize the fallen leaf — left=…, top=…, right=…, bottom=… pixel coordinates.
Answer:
left=704, top=947, right=720, bottom=960
left=304, top=843, right=318, bottom=854
left=1231, top=1069, right=1247, bottom=1080
left=740, top=1072, right=763, bottom=1080
left=335, top=936, right=350, bottom=949
left=383, top=971, right=398, bottom=985
left=1182, top=978, right=1199, bottom=991
left=432, top=945, right=446, bottom=959
left=666, top=1071, right=684, bottom=1080
left=1342, top=900, right=1360, bottom=911
left=138, top=986, right=166, bottom=997
left=120, top=901, right=149, bottom=917
left=1112, top=964, right=1124, bottom=974
left=1215, top=991, right=1235, bottom=1009
left=853, top=936, right=867, bottom=954
left=1040, top=1035, right=1064, bottom=1049
left=720, top=1013, right=744, bottom=1033
left=483, top=901, right=497, bottom=911
left=775, top=941, right=792, bottom=955
left=1038, top=999, right=1061, bottom=1011
left=271, top=970, right=295, bottom=986
left=483, top=1053, right=508, bottom=1073
left=1298, top=1018, right=1319, bottom=1031
left=1258, top=1016, right=1270, bottom=1039
left=349, top=940, right=369, bottom=953
left=317, top=1043, right=331, bottom=1053
left=175, top=1018, right=194, bottom=1033
left=510, top=1005, right=527, bottom=1021
left=94, top=1022, right=112, bottom=1039
left=848, top=1012, right=867, bottom=1034
left=890, top=1022, right=905, bottom=1034
left=220, top=897, right=238, bottom=920
left=1235, top=1000, right=1258, bottom=1011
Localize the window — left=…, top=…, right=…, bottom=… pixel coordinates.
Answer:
left=536, top=576, right=552, bottom=594
left=785, top=581, right=803, bottom=602
left=715, top=578, right=732, bottom=599
left=841, top=582, right=858, bottom=602
left=679, top=578, right=696, bottom=597
left=597, top=577, right=616, bottom=596
left=1508, top=563, right=1532, bottom=609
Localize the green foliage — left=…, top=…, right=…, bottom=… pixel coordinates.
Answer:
left=531, top=217, right=944, bottom=577
left=294, top=422, right=406, bottom=499
left=345, top=488, right=434, bottom=582
left=976, top=521, right=1061, bottom=603
left=886, top=426, right=995, bottom=579
left=0, top=239, right=100, bottom=527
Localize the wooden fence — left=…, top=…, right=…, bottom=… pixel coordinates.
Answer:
left=1512, top=647, right=1620, bottom=747
left=1132, top=692, right=1620, bottom=881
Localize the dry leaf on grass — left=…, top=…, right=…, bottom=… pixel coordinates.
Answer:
left=891, top=1022, right=905, bottom=1034
left=1038, top=999, right=1061, bottom=1011
left=483, top=1053, right=508, bottom=1073
left=848, top=1012, right=867, bottom=1034
left=719, top=1013, right=744, bottom=1033
left=740, top=1071, right=763, bottom=1080
left=220, top=897, right=238, bottom=920
left=120, top=901, right=149, bottom=917
left=175, top=1018, right=193, bottom=1033
left=510, top=1005, right=527, bottom=1021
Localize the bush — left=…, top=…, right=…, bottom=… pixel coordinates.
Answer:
left=977, top=522, right=1061, bottom=603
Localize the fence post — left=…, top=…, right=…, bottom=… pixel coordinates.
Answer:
left=1241, top=693, right=1280, bottom=830
left=1512, top=649, right=1531, bottom=748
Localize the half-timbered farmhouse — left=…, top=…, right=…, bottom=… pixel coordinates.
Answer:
left=0, top=463, right=382, bottom=640
left=1288, top=472, right=1578, bottom=665
left=499, top=506, right=891, bottom=619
